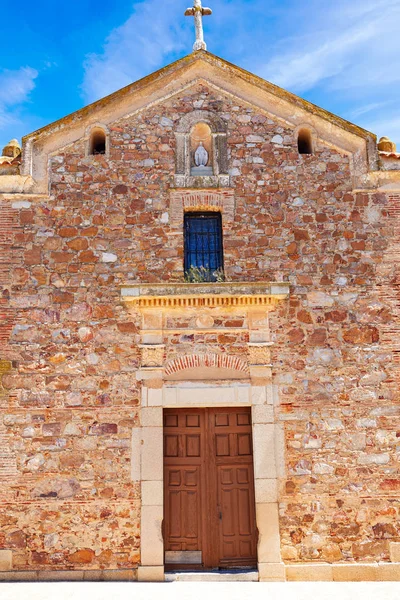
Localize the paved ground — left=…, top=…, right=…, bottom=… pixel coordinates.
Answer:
left=2, top=582, right=400, bottom=600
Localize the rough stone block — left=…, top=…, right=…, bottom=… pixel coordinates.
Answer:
left=37, top=570, right=84, bottom=581
left=141, top=427, right=163, bottom=481
left=141, top=505, right=164, bottom=565
left=258, top=562, right=285, bottom=581
left=137, top=566, right=164, bottom=582
left=102, top=569, right=136, bottom=581
left=256, top=503, right=281, bottom=563
left=131, top=427, right=141, bottom=482
left=332, top=564, right=378, bottom=581
left=286, top=564, right=333, bottom=581
left=0, top=571, right=37, bottom=581
left=141, top=407, right=163, bottom=427
left=142, top=480, right=163, bottom=506
left=252, top=404, right=274, bottom=424
left=251, top=386, right=266, bottom=405
left=0, top=550, right=12, bottom=571
left=253, top=424, right=276, bottom=479
left=390, top=542, right=400, bottom=562
left=376, top=563, right=400, bottom=581
left=254, top=478, right=278, bottom=503
left=83, top=570, right=104, bottom=581
left=147, top=388, right=163, bottom=406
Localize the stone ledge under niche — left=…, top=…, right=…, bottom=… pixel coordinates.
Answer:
left=174, top=174, right=230, bottom=188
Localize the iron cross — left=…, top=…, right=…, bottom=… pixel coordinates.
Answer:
left=185, top=0, right=212, bottom=51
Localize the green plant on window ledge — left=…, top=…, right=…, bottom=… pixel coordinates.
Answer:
left=184, top=266, right=227, bottom=283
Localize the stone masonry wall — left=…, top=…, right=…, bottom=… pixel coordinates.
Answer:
left=0, top=82, right=399, bottom=571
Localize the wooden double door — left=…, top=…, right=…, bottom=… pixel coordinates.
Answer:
left=163, top=407, right=257, bottom=570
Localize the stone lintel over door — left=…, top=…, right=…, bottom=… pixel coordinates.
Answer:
left=121, top=282, right=289, bottom=582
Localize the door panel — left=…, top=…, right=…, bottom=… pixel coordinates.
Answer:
left=217, top=464, right=256, bottom=565
left=164, top=410, right=205, bottom=563
left=163, top=407, right=257, bottom=569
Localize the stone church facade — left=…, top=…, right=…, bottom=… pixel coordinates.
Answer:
left=1, top=50, right=400, bottom=582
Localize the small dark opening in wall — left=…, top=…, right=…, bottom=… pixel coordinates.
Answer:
left=297, top=129, right=313, bottom=155
left=90, top=129, right=106, bottom=155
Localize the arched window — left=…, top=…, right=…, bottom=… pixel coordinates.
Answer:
left=184, top=212, right=224, bottom=282
left=297, top=128, right=313, bottom=155
left=190, top=122, right=213, bottom=176
left=89, top=127, right=106, bottom=155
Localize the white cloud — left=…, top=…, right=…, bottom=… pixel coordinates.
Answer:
left=261, top=0, right=400, bottom=95
left=79, top=0, right=400, bottom=145
left=82, top=0, right=190, bottom=103
left=361, top=113, right=400, bottom=146
left=350, top=101, right=393, bottom=120
left=0, top=67, right=38, bottom=134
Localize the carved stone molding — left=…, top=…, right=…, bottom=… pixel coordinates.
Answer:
left=139, top=345, right=165, bottom=368
left=121, top=282, right=289, bottom=310
left=195, top=314, right=214, bottom=328
left=247, top=342, right=273, bottom=366
left=122, top=282, right=289, bottom=384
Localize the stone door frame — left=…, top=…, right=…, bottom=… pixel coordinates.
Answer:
left=132, top=380, right=285, bottom=582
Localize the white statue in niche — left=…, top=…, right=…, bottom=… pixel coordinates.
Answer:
left=190, top=122, right=214, bottom=176
left=195, top=141, right=208, bottom=167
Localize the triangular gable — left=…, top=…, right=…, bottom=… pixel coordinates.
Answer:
left=21, top=50, right=377, bottom=189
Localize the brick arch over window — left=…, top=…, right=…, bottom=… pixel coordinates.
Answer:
left=164, top=353, right=249, bottom=380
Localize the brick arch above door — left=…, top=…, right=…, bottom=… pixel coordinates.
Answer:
left=164, top=353, right=249, bottom=380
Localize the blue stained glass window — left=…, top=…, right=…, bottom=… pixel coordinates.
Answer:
left=184, top=212, right=224, bottom=282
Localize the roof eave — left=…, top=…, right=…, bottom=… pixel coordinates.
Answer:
left=22, top=50, right=375, bottom=144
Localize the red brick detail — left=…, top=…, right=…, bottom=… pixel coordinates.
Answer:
left=170, top=189, right=235, bottom=226
left=378, top=193, right=400, bottom=395
left=164, top=353, right=248, bottom=376
left=0, top=425, right=18, bottom=482
left=0, top=203, right=21, bottom=345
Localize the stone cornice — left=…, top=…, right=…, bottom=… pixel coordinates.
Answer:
left=121, top=281, right=289, bottom=309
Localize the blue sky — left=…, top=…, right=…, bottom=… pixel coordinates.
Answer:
left=1, top=0, right=400, bottom=150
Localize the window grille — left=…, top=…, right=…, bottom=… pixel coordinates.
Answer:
left=184, top=212, right=224, bottom=281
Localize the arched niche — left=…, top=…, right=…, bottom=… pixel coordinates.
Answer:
left=85, top=123, right=110, bottom=157
left=174, top=110, right=230, bottom=188
left=190, top=122, right=213, bottom=176
left=294, top=124, right=317, bottom=156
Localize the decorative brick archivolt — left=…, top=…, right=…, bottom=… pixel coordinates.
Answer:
left=169, top=188, right=235, bottom=227
left=164, top=353, right=249, bottom=377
